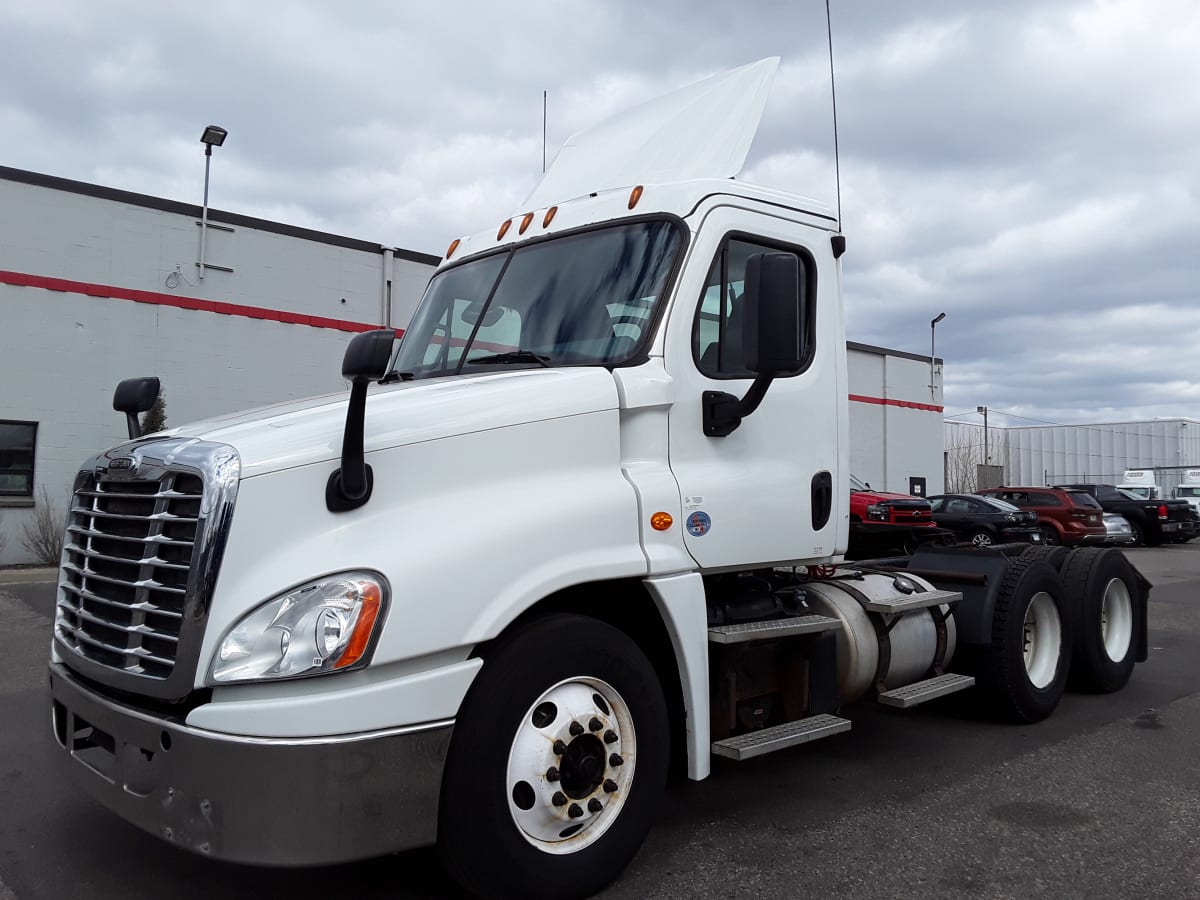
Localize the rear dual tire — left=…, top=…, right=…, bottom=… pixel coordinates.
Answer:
left=982, top=557, right=1071, bottom=722
left=1058, top=548, right=1140, bottom=692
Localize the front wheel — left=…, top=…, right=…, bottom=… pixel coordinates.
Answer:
left=439, top=614, right=669, bottom=900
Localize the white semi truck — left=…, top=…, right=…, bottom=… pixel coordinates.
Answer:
left=47, top=60, right=1150, bottom=899
left=1172, top=469, right=1200, bottom=513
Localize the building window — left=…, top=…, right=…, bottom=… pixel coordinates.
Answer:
left=0, top=420, right=37, bottom=498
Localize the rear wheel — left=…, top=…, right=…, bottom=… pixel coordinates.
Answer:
left=1129, top=521, right=1144, bottom=546
left=1059, top=548, right=1141, bottom=692
left=981, top=557, right=1070, bottom=722
left=970, top=530, right=994, bottom=548
left=439, top=615, right=668, bottom=900
left=1039, top=525, right=1059, bottom=546
left=1020, top=544, right=1071, bottom=571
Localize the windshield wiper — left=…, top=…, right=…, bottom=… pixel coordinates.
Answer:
left=467, top=350, right=551, bottom=367
left=379, top=371, right=414, bottom=384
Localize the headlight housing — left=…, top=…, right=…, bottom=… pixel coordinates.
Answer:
left=866, top=504, right=889, bottom=522
left=210, top=571, right=388, bottom=684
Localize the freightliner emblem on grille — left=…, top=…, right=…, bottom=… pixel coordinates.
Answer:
left=104, top=456, right=138, bottom=479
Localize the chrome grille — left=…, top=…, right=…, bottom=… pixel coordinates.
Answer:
left=54, top=438, right=239, bottom=698
left=57, top=473, right=203, bottom=677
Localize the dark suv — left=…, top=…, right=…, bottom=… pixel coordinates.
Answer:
left=977, top=487, right=1107, bottom=546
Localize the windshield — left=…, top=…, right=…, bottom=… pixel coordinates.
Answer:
left=1176, top=487, right=1200, bottom=498
left=390, top=220, right=684, bottom=379
left=1120, top=486, right=1152, bottom=499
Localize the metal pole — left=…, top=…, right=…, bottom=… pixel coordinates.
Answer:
left=983, top=407, right=989, bottom=463
left=199, top=145, right=212, bottom=281
left=930, top=321, right=936, bottom=402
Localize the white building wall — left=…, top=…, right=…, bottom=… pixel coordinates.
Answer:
left=0, top=167, right=439, bottom=564
left=847, top=342, right=944, bottom=498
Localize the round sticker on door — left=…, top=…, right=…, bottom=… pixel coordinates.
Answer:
left=686, top=511, right=712, bottom=536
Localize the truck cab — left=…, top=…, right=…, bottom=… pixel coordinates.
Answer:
left=1117, top=469, right=1160, bottom=500
left=45, top=59, right=1151, bottom=900
left=1172, top=469, right=1200, bottom=513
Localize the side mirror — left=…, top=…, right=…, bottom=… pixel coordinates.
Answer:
left=703, top=252, right=806, bottom=438
left=327, top=330, right=395, bottom=512
left=342, top=329, right=396, bottom=380
left=113, top=377, right=161, bottom=439
left=743, top=252, right=806, bottom=375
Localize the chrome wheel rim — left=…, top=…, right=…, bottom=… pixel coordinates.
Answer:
left=1100, top=577, right=1133, bottom=662
left=1023, top=591, right=1062, bottom=689
left=971, top=532, right=993, bottom=548
left=506, top=677, right=635, bottom=854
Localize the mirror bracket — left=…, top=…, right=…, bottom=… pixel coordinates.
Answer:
left=703, top=375, right=773, bottom=437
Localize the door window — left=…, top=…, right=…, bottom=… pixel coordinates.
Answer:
left=692, top=237, right=814, bottom=379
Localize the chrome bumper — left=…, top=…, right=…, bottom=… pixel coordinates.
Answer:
left=49, top=662, right=452, bottom=865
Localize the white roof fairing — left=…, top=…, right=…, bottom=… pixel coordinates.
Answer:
left=522, top=57, right=781, bottom=211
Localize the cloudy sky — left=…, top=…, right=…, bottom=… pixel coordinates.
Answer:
left=2, top=0, right=1197, bottom=426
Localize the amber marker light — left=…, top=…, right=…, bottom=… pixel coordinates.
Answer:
left=650, top=512, right=673, bottom=531
left=446, top=238, right=460, bottom=259
left=519, top=212, right=535, bottom=234
left=543, top=206, right=558, bottom=228
left=333, top=581, right=383, bottom=670
left=497, top=219, right=513, bottom=240
left=628, top=185, right=644, bottom=209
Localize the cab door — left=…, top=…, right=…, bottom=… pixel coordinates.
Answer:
left=663, top=205, right=846, bottom=570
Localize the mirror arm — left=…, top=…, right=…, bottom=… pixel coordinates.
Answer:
left=703, top=373, right=775, bottom=437
left=325, top=376, right=374, bottom=512
left=124, top=412, right=142, bottom=440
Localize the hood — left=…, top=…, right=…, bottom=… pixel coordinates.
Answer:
left=151, top=368, right=620, bottom=479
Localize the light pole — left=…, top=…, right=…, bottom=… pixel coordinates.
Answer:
left=198, top=125, right=228, bottom=281
left=930, top=312, right=946, bottom=402
left=977, top=405, right=989, bottom=465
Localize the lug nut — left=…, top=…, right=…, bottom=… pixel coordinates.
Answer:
left=589, top=717, right=603, bottom=732
left=553, top=740, right=567, bottom=755
left=546, top=766, right=560, bottom=782
left=552, top=791, right=567, bottom=807
left=568, top=803, right=584, bottom=819
left=569, top=721, right=584, bottom=736
left=609, top=753, right=623, bottom=767
left=588, top=798, right=603, bottom=813
left=603, top=729, right=618, bottom=744
left=603, top=779, right=618, bottom=793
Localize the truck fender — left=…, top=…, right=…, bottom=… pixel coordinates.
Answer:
left=643, top=572, right=711, bottom=781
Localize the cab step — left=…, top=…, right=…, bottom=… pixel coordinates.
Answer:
left=877, top=673, right=975, bottom=709
left=860, top=588, right=961, bottom=614
left=711, top=714, right=851, bottom=761
left=707, top=615, right=841, bottom=644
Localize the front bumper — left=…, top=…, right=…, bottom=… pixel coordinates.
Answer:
left=49, top=663, right=453, bottom=866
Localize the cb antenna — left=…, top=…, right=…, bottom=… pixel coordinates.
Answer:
left=825, top=0, right=843, bottom=231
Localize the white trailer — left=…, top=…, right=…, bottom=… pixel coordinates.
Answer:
left=45, top=60, right=1150, bottom=899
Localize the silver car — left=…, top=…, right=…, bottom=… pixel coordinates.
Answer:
left=1103, top=512, right=1135, bottom=545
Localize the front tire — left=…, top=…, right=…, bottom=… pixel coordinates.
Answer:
left=982, top=557, right=1071, bottom=723
left=439, top=615, right=669, bottom=900
left=970, top=530, right=994, bottom=548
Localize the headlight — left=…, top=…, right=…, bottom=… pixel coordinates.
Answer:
left=866, top=504, right=889, bottom=521
left=210, top=571, right=388, bottom=684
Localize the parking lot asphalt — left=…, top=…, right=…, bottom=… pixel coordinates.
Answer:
left=1, top=544, right=1198, bottom=899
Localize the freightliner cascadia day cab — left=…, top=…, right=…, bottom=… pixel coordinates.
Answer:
left=47, top=60, right=1151, bottom=899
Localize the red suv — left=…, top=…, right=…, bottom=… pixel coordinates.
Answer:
left=976, top=487, right=1106, bottom=546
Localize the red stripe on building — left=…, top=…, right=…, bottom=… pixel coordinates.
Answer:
left=849, top=393, right=943, bottom=413
left=0, top=269, right=401, bottom=335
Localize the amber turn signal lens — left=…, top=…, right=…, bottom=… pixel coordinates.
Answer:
left=650, top=512, right=673, bottom=531
left=628, top=185, right=644, bottom=209
left=519, top=212, right=535, bottom=234
left=333, top=581, right=383, bottom=670
left=446, top=238, right=460, bottom=258
left=497, top=219, right=512, bottom=240
left=543, top=206, right=558, bottom=228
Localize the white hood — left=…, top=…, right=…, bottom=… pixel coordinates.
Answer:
left=159, top=368, right=620, bottom=479
left=522, top=57, right=779, bottom=210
